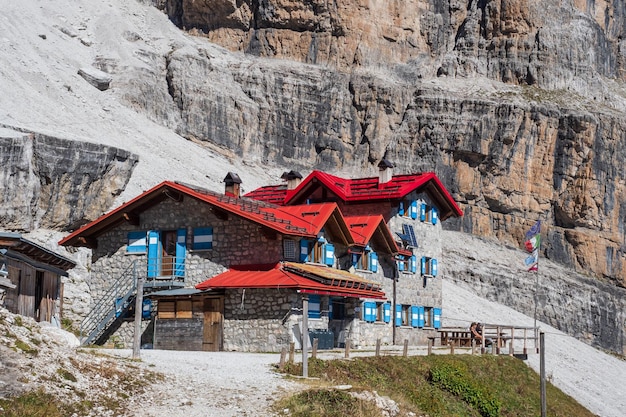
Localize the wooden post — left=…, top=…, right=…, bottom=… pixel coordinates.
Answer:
left=279, top=347, right=287, bottom=370
left=302, top=294, right=309, bottom=378
left=540, top=332, right=547, bottom=417
left=312, top=338, right=319, bottom=359
left=375, top=338, right=381, bottom=357
left=403, top=339, right=409, bottom=357
left=428, top=338, right=433, bottom=355
left=496, top=325, right=501, bottom=355
left=344, top=338, right=351, bottom=359
left=523, top=328, right=528, bottom=355
left=132, top=276, right=144, bottom=360
left=471, top=338, right=475, bottom=355
left=289, top=342, right=295, bottom=363
left=449, top=342, right=455, bottom=355
left=509, top=327, right=515, bottom=356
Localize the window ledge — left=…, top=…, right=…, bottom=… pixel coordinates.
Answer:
left=125, top=252, right=146, bottom=256
left=190, top=249, right=212, bottom=253
left=355, top=269, right=373, bottom=274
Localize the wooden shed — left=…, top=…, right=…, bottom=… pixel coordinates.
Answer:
left=0, top=232, right=76, bottom=323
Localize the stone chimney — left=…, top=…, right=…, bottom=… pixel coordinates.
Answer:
left=223, top=172, right=242, bottom=197
left=378, top=159, right=394, bottom=185
left=281, top=170, right=303, bottom=190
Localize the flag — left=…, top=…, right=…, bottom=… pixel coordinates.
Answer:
left=524, top=220, right=541, bottom=272
left=525, top=250, right=538, bottom=266
left=525, top=220, right=541, bottom=241
left=524, top=234, right=541, bottom=252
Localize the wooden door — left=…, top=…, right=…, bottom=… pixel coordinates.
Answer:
left=162, top=230, right=177, bottom=276
left=203, top=297, right=223, bottom=351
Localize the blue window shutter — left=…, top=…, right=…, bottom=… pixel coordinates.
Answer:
left=421, top=257, right=427, bottom=275
left=434, top=307, right=442, bottom=329
left=383, top=303, right=391, bottom=323
left=369, top=252, right=378, bottom=272
left=431, top=258, right=438, bottom=276
left=351, top=253, right=360, bottom=268
left=147, top=230, right=160, bottom=278
left=398, top=201, right=405, bottom=216
left=328, top=302, right=334, bottom=320
left=324, top=243, right=335, bottom=266
left=410, top=200, right=418, bottom=219
left=397, top=258, right=405, bottom=272
left=418, top=306, right=425, bottom=327
left=431, top=207, right=439, bottom=225
left=411, top=306, right=419, bottom=327
left=174, top=228, right=186, bottom=277
left=420, top=203, right=427, bottom=222
left=410, top=255, right=417, bottom=273
left=308, top=295, right=321, bottom=319
left=127, top=231, right=146, bottom=253
left=193, top=227, right=213, bottom=250
left=300, top=239, right=310, bottom=262
left=395, top=304, right=402, bottom=327
left=363, top=301, right=374, bottom=323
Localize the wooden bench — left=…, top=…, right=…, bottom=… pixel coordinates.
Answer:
left=438, top=329, right=473, bottom=347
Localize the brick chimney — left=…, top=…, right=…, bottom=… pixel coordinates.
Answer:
left=378, top=159, right=394, bottom=185
left=281, top=170, right=303, bottom=190
left=223, top=172, right=242, bottom=197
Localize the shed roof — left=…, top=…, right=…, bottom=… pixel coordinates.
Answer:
left=0, top=232, right=76, bottom=272
left=196, top=262, right=386, bottom=299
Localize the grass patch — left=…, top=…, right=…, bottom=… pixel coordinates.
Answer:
left=13, top=339, right=38, bottom=356
left=275, top=389, right=381, bottom=417
left=280, top=355, right=595, bottom=417
left=0, top=389, right=64, bottom=417
left=57, top=368, right=77, bottom=382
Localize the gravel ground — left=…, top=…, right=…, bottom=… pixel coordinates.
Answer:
left=106, top=350, right=305, bottom=417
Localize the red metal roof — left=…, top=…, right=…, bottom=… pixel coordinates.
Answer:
left=244, top=170, right=463, bottom=220
left=196, top=262, right=386, bottom=299
left=59, top=181, right=353, bottom=247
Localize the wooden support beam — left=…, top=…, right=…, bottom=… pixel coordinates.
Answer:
left=77, top=236, right=97, bottom=249
left=123, top=212, right=140, bottom=225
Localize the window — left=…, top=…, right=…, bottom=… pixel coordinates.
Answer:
left=424, top=307, right=433, bottom=327
left=127, top=231, right=147, bottom=254
left=420, top=257, right=438, bottom=276
left=300, top=238, right=334, bottom=266
left=283, top=239, right=297, bottom=260
left=351, top=250, right=378, bottom=272
left=419, top=203, right=438, bottom=225
left=398, top=200, right=419, bottom=219
left=362, top=301, right=391, bottom=323
left=192, top=227, right=213, bottom=250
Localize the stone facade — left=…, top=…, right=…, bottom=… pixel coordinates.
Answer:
left=83, top=182, right=447, bottom=351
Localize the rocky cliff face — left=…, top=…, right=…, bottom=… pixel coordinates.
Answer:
left=0, top=127, right=137, bottom=231
left=135, top=0, right=626, bottom=286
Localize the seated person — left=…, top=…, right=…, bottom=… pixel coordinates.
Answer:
left=470, top=322, right=492, bottom=346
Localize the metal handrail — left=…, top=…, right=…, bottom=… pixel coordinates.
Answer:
left=79, top=261, right=137, bottom=345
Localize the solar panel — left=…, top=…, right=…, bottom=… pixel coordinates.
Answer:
left=402, top=224, right=418, bottom=248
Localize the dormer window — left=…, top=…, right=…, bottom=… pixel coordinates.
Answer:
left=351, top=247, right=378, bottom=272
left=300, top=238, right=335, bottom=266
left=419, top=204, right=438, bottom=225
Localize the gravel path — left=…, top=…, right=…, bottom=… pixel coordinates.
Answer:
left=106, top=350, right=305, bottom=417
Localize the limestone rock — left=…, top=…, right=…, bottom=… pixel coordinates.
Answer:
left=78, top=66, right=113, bottom=91
left=0, top=127, right=138, bottom=231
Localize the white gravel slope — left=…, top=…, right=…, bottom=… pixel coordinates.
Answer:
left=108, top=349, right=304, bottom=417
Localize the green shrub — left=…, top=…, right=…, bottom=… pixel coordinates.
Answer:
left=430, top=363, right=501, bottom=417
